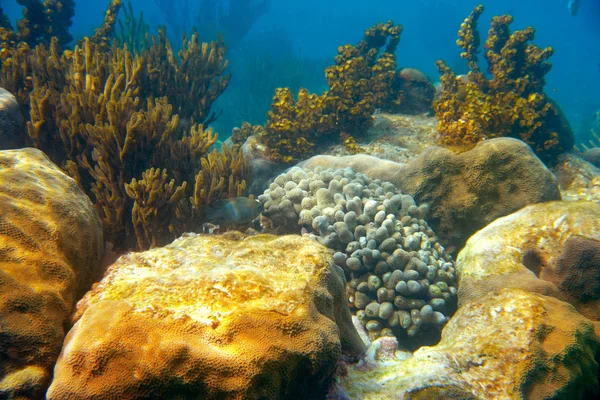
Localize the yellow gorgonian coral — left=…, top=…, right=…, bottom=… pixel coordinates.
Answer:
left=434, top=5, right=573, bottom=164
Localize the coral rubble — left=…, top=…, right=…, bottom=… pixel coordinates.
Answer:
left=0, top=148, right=103, bottom=398
left=47, top=233, right=363, bottom=399
left=434, top=5, right=574, bottom=164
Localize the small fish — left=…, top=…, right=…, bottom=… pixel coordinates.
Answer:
left=568, top=0, right=579, bottom=16
left=204, top=197, right=264, bottom=226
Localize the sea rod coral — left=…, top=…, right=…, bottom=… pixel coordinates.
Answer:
left=0, top=1, right=246, bottom=251
left=434, top=4, right=574, bottom=164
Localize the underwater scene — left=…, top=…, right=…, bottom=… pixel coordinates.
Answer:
left=0, top=0, right=600, bottom=399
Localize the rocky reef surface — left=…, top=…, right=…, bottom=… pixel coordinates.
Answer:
left=333, top=201, right=600, bottom=400
left=47, top=233, right=363, bottom=399
left=0, top=148, right=104, bottom=398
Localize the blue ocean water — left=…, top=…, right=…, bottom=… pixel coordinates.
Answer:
left=3, top=0, right=598, bottom=142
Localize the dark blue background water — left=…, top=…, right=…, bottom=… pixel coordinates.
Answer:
left=3, top=0, right=599, bottom=144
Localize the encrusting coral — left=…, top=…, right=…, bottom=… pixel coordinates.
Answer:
left=434, top=5, right=574, bottom=164
left=0, top=1, right=246, bottom=252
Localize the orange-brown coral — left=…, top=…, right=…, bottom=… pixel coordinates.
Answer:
left=1, top=10, right=242, bottom=251
left=47, top=234, right=364, bottom=399
left=0, top=148, right=103, bottom=399
left=261, top=21, right=403, bottom=163
left=434, top=5, right=574, bottom=164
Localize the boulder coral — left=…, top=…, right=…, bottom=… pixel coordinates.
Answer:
left=302, top=137, right=561, bottom=252
left=0, top=87, right=24, bottom=150
left=333, top=200, right=600, bottom=399
left=47, top=233, right=363, bottom=399
left=0, top=148, right=104, bottom=399
left=335, top=289, right=598, bottom=400
left=457, top=201, right=600, bottom=317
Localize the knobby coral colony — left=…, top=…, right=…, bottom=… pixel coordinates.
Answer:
left=0, top=0, right=249, bottom=251
left=434, top=5, right=574, bottom=164
left=262, top=21, right=404, bottom=163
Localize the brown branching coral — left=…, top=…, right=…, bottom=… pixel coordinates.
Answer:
left=87, top=0, right=123, bottom=49
left=141, top=27, right=230, bottom=127
left=125, top=168, right=187, bottom=251
left=12, top=0, right=75, bottom=47
left=434, top=5, right=574, bottom=164
left=191, top=143, right=248, bottom=214
left=1, top=5, right=246, bottom=251
left=262, top=21, right=403, bottom=163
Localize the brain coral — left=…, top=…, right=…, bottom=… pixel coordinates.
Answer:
left=47, top=233, right=363, bottom=400
left=0, top=148, right=104, bottom=398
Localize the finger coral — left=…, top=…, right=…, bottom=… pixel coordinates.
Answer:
left=434, top=5, right=574, bottom=164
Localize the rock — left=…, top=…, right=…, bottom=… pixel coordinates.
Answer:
left=390, top=68, right=436, bottom=115
left=47, top=233, right=363, bottom=399
left=0, top=148, right=104, bottom=398
left=584, top=148, right=600, bottom=168
left=457, top=201, right=600, bottom=315
left=334, top=289, right=599, bottom=400
left=541, top=235, right=600, bottom=320
left=553, top=152, right=600, bottom=202
left=303, top=138, right=561, bottom=252
left=0, top=88, right=25, bottom=150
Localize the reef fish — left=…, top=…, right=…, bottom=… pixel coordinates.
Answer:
left=568, top=0, right=580, bottom=16
left=204, top=197, right=263, bottom=225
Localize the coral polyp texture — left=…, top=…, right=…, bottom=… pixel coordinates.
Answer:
left=0, top=148, right=103, bottom=399
left=434, top=4, right=574, bottom=164
left=47, top=233, right=364, bottom=400
left=258, top=166, right=457, bottom=348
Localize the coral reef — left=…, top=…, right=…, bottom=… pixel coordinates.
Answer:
left=258, top=166, right=457, bottom=348
left=301, top=137, right=561, bottom=252
left=334, top=289, right=598, bottom=400
left=0, top=6, right=242, bottom=251
left=333, top=200, right=600, bottom=399
left=434, top=5, right=574, bottom=164
left=47, top=233, right=363, bottom=399
left=0, top=148, right=103, bottom=398
left=260, top=21, right=405, bottom=163
left=553, top=153, right=600, bottom=202
left=0, top=87, right=25, bottom=149
left=456, top=201, right=600, bottom=314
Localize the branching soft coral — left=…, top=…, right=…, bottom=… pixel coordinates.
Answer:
left=1, top=4, right=245, bottom=251
left=434, top=5, right=574, bottom=163
left=262, top=21, right=403, bottom=163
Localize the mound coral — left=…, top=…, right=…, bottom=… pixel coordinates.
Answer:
left=0, top=148, right=103, bottom=398
left=259, top=166, right=457, bottom=348
left=434, top=5, right=574, bottom=164
left=47, top=233, right=363, bottom=399
left=0, top=2, right=246, bottom=252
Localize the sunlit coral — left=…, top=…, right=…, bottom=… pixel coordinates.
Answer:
left=0, top=3, right=245, bottom=251
left=261, top=21, right=403, bottom=163
left=434, top=5, right=574, bottom=163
